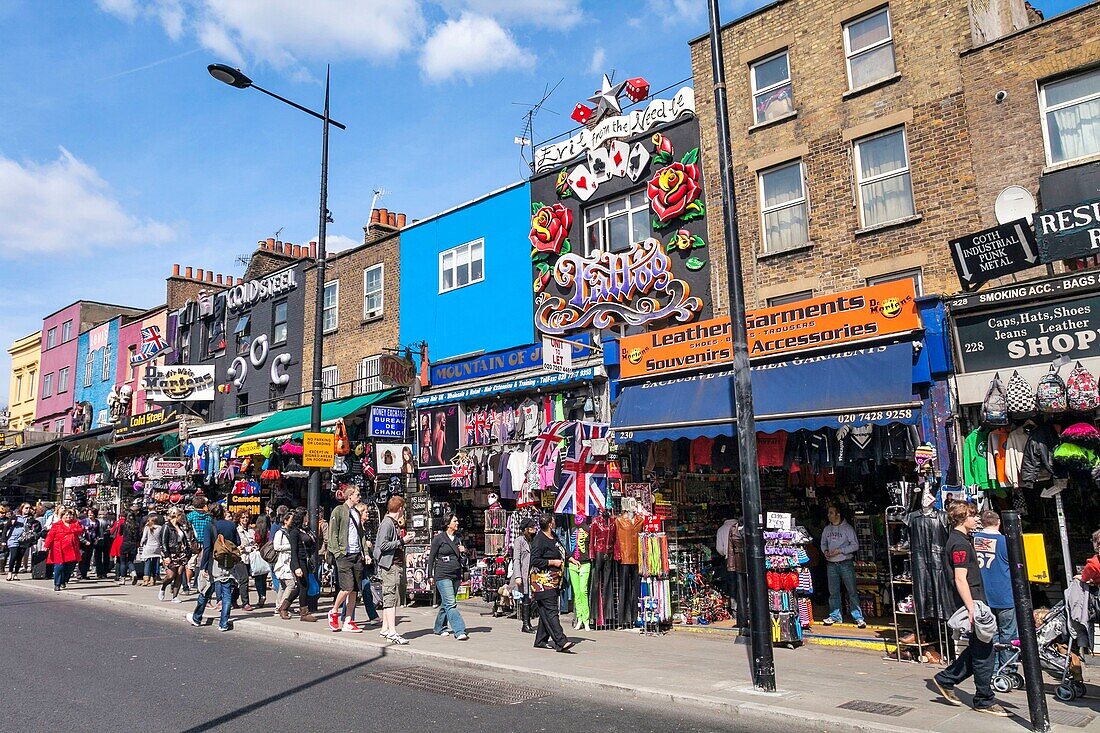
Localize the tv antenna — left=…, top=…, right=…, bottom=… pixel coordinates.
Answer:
left=513, top=77, right=563, bottom=173
left=366, top=188, right=387, bottom=234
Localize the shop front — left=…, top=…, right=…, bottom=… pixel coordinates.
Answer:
left=100, top=407, right=183, bottom=515
left=59, top=427, right=116, bottom=515
left=0, top=442, right=61, bottom=505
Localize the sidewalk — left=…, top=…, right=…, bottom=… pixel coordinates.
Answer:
left=5, top=576, right=1097, bottom=733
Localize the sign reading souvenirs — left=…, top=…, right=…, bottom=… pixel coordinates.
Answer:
left=370, top=407, right=407, bottom=439
left=618, top=281, right=920, bottom=378
left=144, top=365, right=216, bottom=402
left=954, top=290, right=1100, bottom=372
left=430, top=335, right=593, bottom=387
left=114, top=407, right=177, bottom=437
left=379, top=354, right=416, bottom=388
left=226, top=268, right=298, bottom=313
left=949, top=219, right=1039, bottom=290
left=1036, top=196, right=1100, bottom=262
left=302, top=432, right=335, bottom=469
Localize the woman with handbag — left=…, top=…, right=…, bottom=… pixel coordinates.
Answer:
left=250, top=514, right=272, bottom=609
left=427, top=514, right=469, bottom=641
left=6, top=503, right=40, bottom=581
left=275, top=508, right=318, bottom=622
left=44, top=507, right=83, bottom=591
left=158, top=508, right=191, bottom=602
left=529, top=512, right=576, bottom=653
left=137, top=516, right=163, bottom=587
left=118, top=501, right=144, bottom=586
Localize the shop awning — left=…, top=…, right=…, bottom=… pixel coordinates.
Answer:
left=612, top=343, right=921, bottom=442
left=0, top=444, right=59, bottom=481
left=103, top=430, right=180, bottom=456
left=228, top=390, right=399, bottom=443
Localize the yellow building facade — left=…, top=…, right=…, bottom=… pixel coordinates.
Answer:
left=6, top=331, right=41, bottom=431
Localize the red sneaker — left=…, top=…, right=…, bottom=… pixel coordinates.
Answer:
left=342, top=620, right=364, bottom=634
left=328, top=611, right=341, bottom=632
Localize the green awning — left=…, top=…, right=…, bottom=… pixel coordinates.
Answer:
left=103, top=431, right=180, bottom=456
left=228, top=390, right=400, bottom=443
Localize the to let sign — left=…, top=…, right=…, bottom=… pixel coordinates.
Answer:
left=302, top=432, right=335, bottom=468
left=949, top=219, right=1039, bottom=290
left=1036, top=196, right=1100, bottom=262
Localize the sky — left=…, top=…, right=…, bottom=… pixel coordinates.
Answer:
left=0, top=0, right=1085, bottom=408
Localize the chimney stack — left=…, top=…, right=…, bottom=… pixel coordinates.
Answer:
left=172, top=264, right=181, bottom=277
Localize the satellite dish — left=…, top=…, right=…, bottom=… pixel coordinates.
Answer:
left=995, top=185, right=1037, bottom=225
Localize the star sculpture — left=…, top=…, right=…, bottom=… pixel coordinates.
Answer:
left=587, top=74, right=628, bottom=123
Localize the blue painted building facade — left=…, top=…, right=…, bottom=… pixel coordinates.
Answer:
left=399, top=181, right=533, bottom=363
left=74, top=317, right=121, bottom=430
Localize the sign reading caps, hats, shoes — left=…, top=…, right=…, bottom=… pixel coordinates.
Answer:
left=302, top=432, right=335, bottom=469
left=1036, top=196, right=1100, bottom=262
left=949, top=219, right=1040, bottom=290
left=369, top=407, right=407, bottom=439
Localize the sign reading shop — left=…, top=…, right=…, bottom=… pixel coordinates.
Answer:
left=227, top=269, right=298, bottom=313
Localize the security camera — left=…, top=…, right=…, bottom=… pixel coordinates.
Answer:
left=995, top=90, right=1008, bottom=104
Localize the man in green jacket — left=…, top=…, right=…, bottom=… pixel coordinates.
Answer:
left=326, top=485, right=366, bottom=633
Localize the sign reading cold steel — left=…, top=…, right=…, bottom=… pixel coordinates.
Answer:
left=226, top=269, right=298, bottom=313
left=302, top=432, right=335, bottom=469
left=144, top=365, right=216, bottom=402
left=370, top=407, right=407, bottom=439
left=949, top=219, right=1039, bottom=289
left=618, top=281, right=920, bottom=378
left=114, top=408, right=177, bottom=437
left=430, top=335, right=592, bottom=387
left=953, top=291, right=1100, bottom=372
left=1036, top=196, right=1100, bottom=262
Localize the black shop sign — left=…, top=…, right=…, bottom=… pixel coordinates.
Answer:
left=1036, top=196, right=1100, bottom=262
left=949, top=219, right=1039, bottom=290
left=954, top=292, right=1100, bottom=372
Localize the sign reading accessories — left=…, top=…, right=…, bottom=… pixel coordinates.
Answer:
left=618, top=281, right=920, bottom=379
left=949, top=219, right=1039, bottom=290
left=226, top=269, right=298, bottom=313
left=1036, top=196, right=1100, bottom=262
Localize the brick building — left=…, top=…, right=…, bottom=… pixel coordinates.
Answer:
left=688, top=0, right=1041, bottom=307
left=302, top=211, right=404, bottom=400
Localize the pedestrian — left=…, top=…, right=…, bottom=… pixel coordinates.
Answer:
left=530, top=512, right=575, bottom=653
left=5, top=503, right=40, bottom=581
left=428, top=514, right=469, bottom=641
left=326, top=485, right=366, bottom=633
left=185, top=496, right=212, bottom=594
left=270, top=505, right=289, bottom=598
left=188, top=503, right=237, bottom=631
left=232, top=512, right=255, bottom=611
left=250, top=513, right=272, bottom=609
left=76, top=508, right=101, bottom=580
left=932, top=501, right=1008, bottom=717
left=94, top=510, right=112, bottom=579
left=118, top=500, right=144, bottom=586
left=137, top=516, right=163, bottom=587
left=108, top=511, right=125, bottom=580
left=274, top=507, right=318, bottom=622
left=374, top=495, right=409, bottom=644
left=1079, top=529, right=1100, bottom=586
left=511, top=517, right=536, bottom=634
left=352, top=502, right=380, bottom=627
left=159, top=508, right=191, bottom=602
left=0, top=504, right=10, bottom=572
left=973, top=510, right=1018, bottom=678
left=44, top=507, right=83, bottom=591
left=820, top=504, right=867, bottom=628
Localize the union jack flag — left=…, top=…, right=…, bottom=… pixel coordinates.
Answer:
left=130, top=325, right=171, bottom=366
left=555, top=445, right=607, bottom=516
left=464, top=408, right=493, bottom=446
left=571, top=421, right=607, bottom=459
left=532, top=420, right=574, bottom=465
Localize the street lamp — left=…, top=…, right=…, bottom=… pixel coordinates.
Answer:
left=208, top=62, right=346, bottom=536
left=705, top=0, right=777, bottom=691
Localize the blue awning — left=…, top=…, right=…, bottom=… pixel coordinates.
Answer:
left=612, top=343, right=921, bottom=442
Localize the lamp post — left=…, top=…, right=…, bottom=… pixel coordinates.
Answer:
left=208, top=63, right=346, bottom=535
left=705, top=0, right=777, bottom=691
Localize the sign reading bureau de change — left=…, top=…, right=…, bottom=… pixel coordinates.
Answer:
left=302, top=432, right=335, bottom=469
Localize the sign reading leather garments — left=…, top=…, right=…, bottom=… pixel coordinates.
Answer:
left=1036, top=196, right=1100, bottom=262
left=953, top=292, right=1100, bottom=372
left=226, top=269, right=298, bottom=313
left=618, top=281, right=920, bottom=378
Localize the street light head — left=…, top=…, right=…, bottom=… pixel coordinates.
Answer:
left=208, top=63, right=252, bottom=89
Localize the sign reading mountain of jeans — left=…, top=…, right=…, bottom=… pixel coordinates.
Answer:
left=953, top=291, right=1100, bottom=372
left=370, top=407, right=407, bottom=439
left=949, top=219, right=1039, bottom=290
left=1036, top=196, right=1100, bottom=262
left=430, top=335, right=592, bottom=387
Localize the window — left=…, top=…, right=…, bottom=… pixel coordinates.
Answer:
left=234, top=316, right=250, bottom=355
left=27, top=370, right=35, bottom=400
left=57, top=367, right=70, bottom=393
left=46, top=328, right=57, bottom=349
left=584, top=193, right=651, bottom=256
left=14, top=375, right=21, bottom=403
left=323, top=281, right=339, bottom=333
left=767, top=290, right=814, bottom=306
left=854, top=127, right=915, bottom=228
left=751, top=51, right=794, bottom=124
left=55, top=419, right=65, bottom=434
left=102, top=343, right=112, bottom=381
left=1040, top=68, right=1100, bottom=165
left=364, top=265, right=384, bottom=318
left=759, top=160, right=809, bottom=253
left=844, top=7, right=896, bottom=90
left=84, top=350, right=94, bottom=388
left=179, top=326, right=191, bottom=364
left=867, top=267, right=923, bottom=295
left=322, top=366, right=339, bottom=401
left=272, top=301, right=288, bottom=346
left=62, top=320, right=72, bottom=342
left=236, top=393, right=249, bottom=416
left=439, top=240, right=485, bottom=293
left=355, top=355, right=382, bottom=395
left=42, top=373, right=53, bottom=398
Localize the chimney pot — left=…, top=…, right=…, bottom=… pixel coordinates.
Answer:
left=172, top=264, right=181, bottom=277
left=309, top=242, right=317, bottom=259
left=258, top=240, right=266, bottom=249
left=370, top=209, right=382, bottom=223
left=397, top=213, right=407, bottom=228
left=236, top=278, right=244, bottom=285
left=377, top=208, right=389, bottom=224
left=266, top=237, right=275, bottom=249
left=185, top=267, right=193, bottom=278
left=216, top=274, right=223, bottom=284
left=387, top=212, right=396, bottom=227
left=196, top=268, right=204, bottom=281
left=206, top=271, right=214, bottom=282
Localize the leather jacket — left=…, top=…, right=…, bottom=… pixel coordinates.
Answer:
left=1020, top=423, right=1058, bottom=487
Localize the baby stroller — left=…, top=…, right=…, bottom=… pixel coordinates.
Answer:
left=990, top=639, right=1024, bottom=693
left=1036, top=601, right=1088, bottom=702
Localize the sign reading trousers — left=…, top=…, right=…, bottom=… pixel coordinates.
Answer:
left=949, top=219, right=1039, bottom=290
left=1036, top=196, right=1100, bottom=262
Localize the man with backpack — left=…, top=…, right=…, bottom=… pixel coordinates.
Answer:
left=188, top=504, right=239, bottom=632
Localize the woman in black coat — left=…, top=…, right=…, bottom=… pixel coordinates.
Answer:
left=529, top=512, right=575, bottom=652
left=284, top=508, right=318, bottom=622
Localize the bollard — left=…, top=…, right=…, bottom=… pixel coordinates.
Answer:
left=1003, top=511, right=1050, bottom=732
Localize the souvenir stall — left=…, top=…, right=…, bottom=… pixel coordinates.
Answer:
left=101, top=411, right=183, bottom=514
left=59, top=428, right=116, bottom=513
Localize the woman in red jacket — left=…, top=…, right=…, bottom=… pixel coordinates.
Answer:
left=45, top=507, right=83, bottom=591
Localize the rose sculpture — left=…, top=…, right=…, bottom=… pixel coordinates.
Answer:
left=529, top=202, right=573, bottom=255
left=647, top=147, right=705, bottom=227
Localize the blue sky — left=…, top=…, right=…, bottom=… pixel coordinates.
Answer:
left=0, top=0, right=1085, bottom=407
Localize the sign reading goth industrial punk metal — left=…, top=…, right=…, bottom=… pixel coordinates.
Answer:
left=954, top=291, right=1100, bottom=372
left=226, top=268, right=298, bottom=312
left=1035, top=196, right=1100, bottom=262
left=949, top=218, right=1039, bottom=290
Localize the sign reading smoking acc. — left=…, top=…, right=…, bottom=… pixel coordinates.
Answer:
left=302, top=432, right=335, bottom=469
left=618, top=281, right=920, bottom=378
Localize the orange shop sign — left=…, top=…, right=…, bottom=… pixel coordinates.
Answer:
left=618, top=281, right=920, bottom=379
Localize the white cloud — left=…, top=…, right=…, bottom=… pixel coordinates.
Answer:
left=443, top=0, right=583, bottom=28
left=322, top=233, right=362, bottom=253
left=0, top=148, right=175, bottom=257
left=649, top=0, right=706, bottom=23
left=420, top=13, right=534, bottom=82
left=588, top=46, right=606, bottom=74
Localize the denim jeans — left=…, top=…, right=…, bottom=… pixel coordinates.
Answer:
left=359, top=577, right=380, bottom=621
left=117, top=558, right=136, bottom=580
left=993, top=607, right=1019, bottom=674
left=144, top=557, right=160, bottom=579
left=936, top=635, right=997, bottom=708
left=827, top=559, right=864, bottom=622
left=52, top=561, right=76, bottom=587
left=192, top=579, right=234, bottom=630
left=433, top=578, right=467, bottom=636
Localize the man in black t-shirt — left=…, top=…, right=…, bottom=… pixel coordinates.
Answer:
left=931, top=502, right=1007, bottom=717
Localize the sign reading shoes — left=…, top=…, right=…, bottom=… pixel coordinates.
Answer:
left=618, top=281, right=920, bottom=379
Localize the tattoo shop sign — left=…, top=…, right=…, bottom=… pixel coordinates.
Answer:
left=1036, top=196, right=1100, bottom=262
left=949, top=219, right=1039, bottom=290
